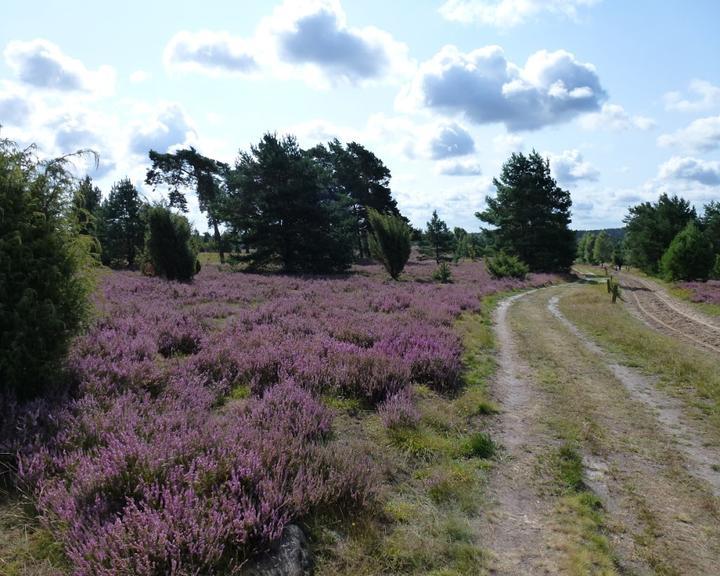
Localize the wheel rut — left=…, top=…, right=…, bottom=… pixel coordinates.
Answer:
left=617, top=272, right=720, bottom=353
left=548, top=294, right=720, bottom=498
left=479, top=291, right=563, bottom=575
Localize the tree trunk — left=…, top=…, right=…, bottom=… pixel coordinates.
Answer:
left=213, top=221, right=224, bottom=264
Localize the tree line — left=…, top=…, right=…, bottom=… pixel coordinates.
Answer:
left=577, top=194, right=720, bottom=282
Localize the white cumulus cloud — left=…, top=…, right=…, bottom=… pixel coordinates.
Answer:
left=128, top=102, right=197, bottom=156
left=580, top=103, right=655, bottom=131
left=439, top=0, right=600, bottom=28
left=4, top=39, right=115, bottom=95
left=164, top=0, right=412, bottom=87
left=548, top=149, right=599, bottom=183
left=658, top=156, right=720, bottom=186
left=657, top=114, right=720, bottom=152
left=398, top=45, right=606, bottom=131
left=664, top=80, right=720, bottom=112
left=435, top=157, right=483, bottom=176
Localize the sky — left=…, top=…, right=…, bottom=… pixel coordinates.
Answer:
left=1, top=0, right=719, bottom=232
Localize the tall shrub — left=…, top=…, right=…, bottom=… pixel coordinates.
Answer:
left=146, top=206, right=198, bottom=281
left=0, top=140, right=90, bottom=399
left=660, top=222, right=714, bottom=281
left=367, top=208, right=411, bottom=280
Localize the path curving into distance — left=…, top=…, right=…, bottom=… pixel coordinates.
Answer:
left=617, top=272, right=720, bottom=354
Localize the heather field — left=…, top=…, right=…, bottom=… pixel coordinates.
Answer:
left=677, top=280, right=720, bottom=306
left=2, top=259, right=557, bottom=575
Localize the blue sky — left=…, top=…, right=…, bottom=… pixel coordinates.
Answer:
left=2, top=0, right=719, bottom=232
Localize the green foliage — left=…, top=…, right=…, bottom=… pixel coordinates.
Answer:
left=71, top=176, right=102, bottom=236
left=225, top=133, right=354, bottom=273
left=145, top=206, right=199, bottom=281
left=432, top=262, right=452, bottom=283
left=452, top=227, right=468, bottom=262
left=612, top=244, right=625, bottom=269
left=623, top=193, right=696, bottom=274
left=660, top=221, right=714, bottom=281
left=592, top=231, right=614, bottom=264
left=461, top=432, right=496, bottom=459
left=146, top=147, right=229, bottom=263
left=485, top=251, right=529, bottom=279
left=575, top=233, right=589, bottom=263
left=423, top=210, right=454, bottom=263
left=367, top=208, right=411, bottom=280
left=0, top=140, right=91, bottom=399
left=583, top=233, right=596, bottom=264
left=70, top=176, right=103, bottom=261
left=554, top=444, right=585, bottom=492
left=98, top=178, right=147, bottom=268
left=711, top=254, right=720, bottom=280
left=702, top=201, right=720, bottom=256
left=309, top=139, right=398, bottom=259
left=477, top=150, right=575, bottom=271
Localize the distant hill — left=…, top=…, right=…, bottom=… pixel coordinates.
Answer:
left=574, top=228, right=625, bottom=241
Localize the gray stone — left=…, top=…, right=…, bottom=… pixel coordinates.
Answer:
left=242, top=524, right=313, bottom=576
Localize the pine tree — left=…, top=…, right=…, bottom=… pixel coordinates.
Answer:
left=624, top=194, right=696, bottom=273
left=308, top=139, right=397, bottom=259
left=146, top=148, right=229, bottom=263
left=99, top=178, right=147, bottom=268
left=660, top=222, right=714, bottom=281
left=477, top=151, right=575, bottom=271
left=592, top=231, right=614, bottom=264
left=423, top=210, right=454, bottom=263
left=225, top=133, right=354, bottom=273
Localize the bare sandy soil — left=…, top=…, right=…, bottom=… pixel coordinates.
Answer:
left=479, top=284, right=720, bottom=575
left=617, top=272, right=720, bottom=353
left=478, top=291, right=565, bottom=575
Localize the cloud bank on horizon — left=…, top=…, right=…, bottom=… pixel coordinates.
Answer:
left=0, top=0, right=718, bottom=231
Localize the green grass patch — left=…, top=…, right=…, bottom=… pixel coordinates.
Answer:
left=461, top=432, right=496, bottom=459
left=321, top=395, right=364, bottom=412
left=0, top=497, right=68, bottom=575
left=560, top=283, right=720, bottom=430
left=314, top=290, right=511, bottom=574
left=553, top=444, right=585, bottom=493
left=227, top=383, right=251, bottom=401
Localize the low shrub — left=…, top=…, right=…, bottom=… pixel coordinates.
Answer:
left=485, top=252, right=529, bottom=279
left=433, top=263, right=452, bottom=283
left=379, top=387, right=420, bottom=429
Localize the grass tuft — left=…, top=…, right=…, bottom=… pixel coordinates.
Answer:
left=461, top=432, right=496, bottom=459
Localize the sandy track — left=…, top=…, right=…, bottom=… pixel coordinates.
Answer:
left=482, top=286, right=720, bottom=574
left=479, top=291, right=563, bottom=575
left=617, top=272, right=720, bottom=353
left=548, top=294, right=720, bottom=497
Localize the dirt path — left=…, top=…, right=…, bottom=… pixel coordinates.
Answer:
left=481, top=285, right=720, bottom=575
left=548, top=294, right=720, bottom=497
left=479, top=291, right=564, bottom=575
left=617, top=271, right=720, bottom=353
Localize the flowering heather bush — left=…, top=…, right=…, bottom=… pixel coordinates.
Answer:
left=9, top=258, right=556, bottom=573
left=379, top=387, right=420, bottom=429
left=678, top=280, right=720, bottom=305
